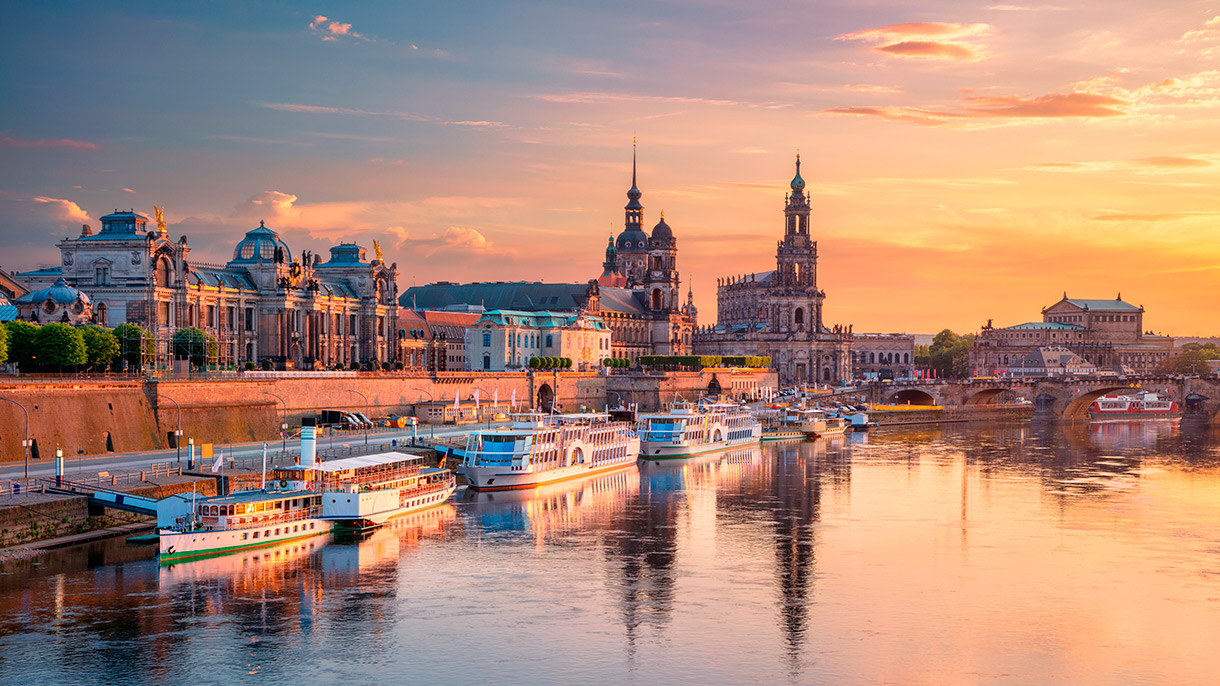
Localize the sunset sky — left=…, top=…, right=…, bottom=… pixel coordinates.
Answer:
left=2, top=1, right=1218, bottom=335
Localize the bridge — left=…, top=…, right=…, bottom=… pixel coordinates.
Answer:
left=44, top=478, right=160, bottom=516
left=844, top=376, right=1220, bottom=421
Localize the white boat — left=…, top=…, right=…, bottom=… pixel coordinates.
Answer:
left=782, top=407, right=849, bottom=438
left=158, top=489, right=329, bottom=563
left=275, top=452, right=457, bottom=532
left=637, top=401, right=762, bottom=459
left=459, top=412, right=640, bottom=491
left=1088, top=392, right=1181, bottom=421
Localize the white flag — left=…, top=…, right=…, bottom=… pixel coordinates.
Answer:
left=493, top=389, right=499, bottom=407
left=211, top=450, right=223, bottom=473
left=474, top=389, right=480, bottom=412
left=453, top=390, right=460, bottom=411
left=511, top=388, right=517, bottom=409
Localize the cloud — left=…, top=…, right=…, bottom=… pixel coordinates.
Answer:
left=1130, top=156, right=1212, bottom=168
left=528, top=91, right=779, bottom=108
left=1092, top=212, right=1217, bottom=222
left=309, top=15, right=365, bottom=41
left=121, top=187, right=136, bottom=194
left=33, top=196, right=92, bottom=225
left=0, top=137, right=98, bottom=150
left=445, top=120, right=509, bottom=128
left=234, top=190, right=300, bottom=224
left=824, top=91, right=1128, bottom=127
left=253, top=101, right=386, bottom=117
left=836, top=22, right=992, bottom=61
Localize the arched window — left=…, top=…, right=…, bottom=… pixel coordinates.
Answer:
left=794, top=307, right=804, bottom=325
left=869, top=352, right=875, bottom=363
left=904, top=352, right=910, bottom=364
left=483, top=354, right=491, bottom=370
left=651, top=289, right=662, bottom=310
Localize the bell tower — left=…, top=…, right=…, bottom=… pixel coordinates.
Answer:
left=776, top=154, right=818, bottom=292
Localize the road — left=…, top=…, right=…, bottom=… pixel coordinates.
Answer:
left=0, top=423, right=492, bottom=481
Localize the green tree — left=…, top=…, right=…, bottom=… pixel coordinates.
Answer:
left=35, top=323, right=87, bottom=370
left=112, top=323, right=153, bottom=369
left=920, top=329, right=974, bottom=379
left=81, top=326, right=119, bottom=370
left=1158, top=350, right=1214, bottom=375
left=4, top=320, right=39, bottom=370
left=172, top=327, right=217, bottom=367
left=0, top=322, right=7, bottom=364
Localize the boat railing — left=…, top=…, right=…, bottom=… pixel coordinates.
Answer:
left=182, top=505, right=323, bottom=532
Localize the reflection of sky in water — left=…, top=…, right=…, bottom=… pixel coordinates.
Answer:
left=2, top=424, right=1220, bottom=685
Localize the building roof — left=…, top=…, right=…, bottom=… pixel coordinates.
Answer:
left=15, top=276, right=90, bottom=305
left=1003, top=321, right=1084, bottom=331
left=476, top=309, right=607, bottom=330
left=0, top=293, right=17, bottom=321
left=186, top=267, right=257, bottom=290
left=1053, top=296, right=1142, bottom=312
left=597, top=286, right=648, bottom=315
left=317, top=243, right=368, bottom=267
left=403, top=281, right=590, bottom=312
left=230, top=221, right=292, bottom=264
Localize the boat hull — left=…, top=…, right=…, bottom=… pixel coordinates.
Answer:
left=640, top=434, right=761, bottom=459
left=325, top=482, right=457, bottom=530
left=461, top=457, right=636, bottom=491
left=761, top=430, right=805, bottom=443
left=158, top=518, right=330, bottom=563
left=1088, top=411, right=1181, bottom=422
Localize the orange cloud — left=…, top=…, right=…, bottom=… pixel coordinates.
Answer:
left=0, top=137, right=98, bottom=149
left=1130, top=156, right=1212, bottom=168
left=308, top=15, right=364, bottom=41
left=963, top=92, right=1127, bottom=117
left=836, top=22, right=992, bottom=61
left=1092, top=212, right=1217, bottom=222
left=33, top=196, right=92, bottom=225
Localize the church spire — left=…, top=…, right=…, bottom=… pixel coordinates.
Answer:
left=790, top=152, right=805, bottom=193
left=624, top=139, right=643, bottom=230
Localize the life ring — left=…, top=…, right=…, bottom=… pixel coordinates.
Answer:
left=279, top=480, right=288, bottom=488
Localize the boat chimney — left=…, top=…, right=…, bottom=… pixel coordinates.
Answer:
left=300, top=417, right=318, bottom=470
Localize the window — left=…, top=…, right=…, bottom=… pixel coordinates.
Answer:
left=483, top=354, right=491, bottom=370
left=245, top=307, right=254, bottom=331
left=95, top=265, right=110, bottom=286
left=253, top=531, right=260, bottom=539
left=243, top=533, right=249, bottom=540
left=546, top=334, right=553, bottom=347
left=483, top=332, right=491, bottom=346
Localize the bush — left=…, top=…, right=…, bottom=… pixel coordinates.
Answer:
left=35, top=323, right=87, bottom=370
left=81, top=326, right=119, bottom=370
left=562, top=357, right=572, bottom=369
left=350, top=361, right=361, bottom=370
left=4, top=320, right=39, bottom=370
left=394, top=362, right=404, bottom=371
left=529, top=357, right=541, bottom=369
left=112, top=323, right=153, bottom=369
left=244, top=361, right=256, bottom=371
left=0, top=322, right=7, bottom=365
left=261, top=358, right=274, bottom=371
left=172, top=327, right=217, bottom=367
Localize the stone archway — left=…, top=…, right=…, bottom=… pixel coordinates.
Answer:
left=537, top=383, right=554, bottom=412
left=1184, top=393, right=1209, bottom=415
left=964, top=388, right=1007, bottom=405
left=1060, top=386, right=1139, bottom=419
left=888, top=389, right=936, bottom=405
left=707, top=377, right=723, bottom=397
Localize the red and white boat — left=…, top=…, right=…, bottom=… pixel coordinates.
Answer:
left=1088, top=392, right=1180, bottom=421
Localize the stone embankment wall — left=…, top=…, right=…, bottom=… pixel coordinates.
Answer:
left=0, top=369, right=778, bottom=463
left=0, top=495, right=90, bottom=547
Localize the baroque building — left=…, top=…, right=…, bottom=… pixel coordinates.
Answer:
left=694, top=156, right=853, bottom=385
left=18, top=210, right=397, bottom=369
left=402, top=146, right=696, bottom=364
left=971, top=294, right=1175, bottom=375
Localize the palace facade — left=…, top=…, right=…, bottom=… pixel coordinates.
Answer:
left=17, top=210, right=397, bottom=368
left=971, top=294, right=1175, bottom=375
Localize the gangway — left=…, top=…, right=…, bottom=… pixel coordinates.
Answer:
left=41, top=479, right=160, bottom=516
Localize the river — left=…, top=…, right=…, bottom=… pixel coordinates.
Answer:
left=1, top=421, right=1218, bottom=685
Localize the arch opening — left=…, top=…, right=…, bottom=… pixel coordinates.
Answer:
left=888, top=389, right=936, bottom=406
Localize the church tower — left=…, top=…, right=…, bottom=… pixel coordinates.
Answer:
left=614, top=142, right=649, bottom=284
left=774, top=154, right=822, bottom=329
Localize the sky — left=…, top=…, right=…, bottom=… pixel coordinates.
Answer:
left=1, top=1, right=1218, bottom=336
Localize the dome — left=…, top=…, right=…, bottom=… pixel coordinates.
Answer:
left=650, top=214, right=674, bottom=243
left=790, top=154, right=805, bottom=193
left=231, top=221, right=292, bottom=264
left=16, top=277, right=91, bottom=306
left=615, top=227, right=649, bottom=251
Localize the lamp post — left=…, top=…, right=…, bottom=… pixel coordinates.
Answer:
left=261, top=391, right=288, bottom=453
left=154, top=393, right=183, bottom=463
left=347, top=389, right=369, bottom=445
left=0, top=398, right=31, bottom=480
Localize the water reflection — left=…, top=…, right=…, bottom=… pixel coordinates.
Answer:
left=2, top=425, right=1220, bottom=685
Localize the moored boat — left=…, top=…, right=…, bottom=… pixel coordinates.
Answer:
left=638, top=401, right=762, bottom=459
left=782, top=407, right=849, bottom=438
left=459, top=412, right=640, bottom=491
left=1088, top=392, right=1181, bottom=421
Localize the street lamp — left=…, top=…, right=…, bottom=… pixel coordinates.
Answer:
left=0, top=398, right=31, bottom=479
left=154, top=393, right=183, bottom=463
left=261, top=391, right=288, bottom=453
left=347, top=389, right=369, bottom=445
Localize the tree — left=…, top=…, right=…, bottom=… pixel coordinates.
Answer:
left=0, top=322, right=7, bottom=364
left=81, top=326, right=119, bottom=370
left=4, top=320, right=39, bottom=370
left=113, top=323, right=153, bottom=369
left=172, top=327, right=217, bottom=367
left=35, top=323, right=87, bottom=370
left=920, top=329, right=974, bottom=379
left=1157, top=350, right=1213, bottom=375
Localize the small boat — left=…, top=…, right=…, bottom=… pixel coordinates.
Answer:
left=637, top=401, right=762, bottom=459
left=781, top=407, right=850, bottom=438
left=158, top=488, right=329, bottom=564
left=1088, top=392, right=1181, bottom=421
left=459, top=412, right=640, bottom=491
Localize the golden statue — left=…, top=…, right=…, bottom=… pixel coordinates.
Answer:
left=373, top=240, right=383, bottom=262
left=153, top=205, right=167, bottom=233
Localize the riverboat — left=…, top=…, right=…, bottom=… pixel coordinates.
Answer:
left=274, top=452, right=457, bottom=532
left=459, top=412, right=640, bottom=491
left=158, top=489, right=329, bottom=563
left=782, top=407, right=850, bottom=438
left=1088, top=392, right=1181, bottom=421
left=637, top=401, right=762, bottom=459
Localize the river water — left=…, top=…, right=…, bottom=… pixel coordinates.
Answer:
left=2, top=422, right=1219, bottom=685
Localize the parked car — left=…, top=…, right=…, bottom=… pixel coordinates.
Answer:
left=353, top=412, right=374, bottom=427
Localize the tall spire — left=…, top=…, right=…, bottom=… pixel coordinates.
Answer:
left=624, top=139, right=644, bottom=232
left=790, top=152, right=805, bottom=193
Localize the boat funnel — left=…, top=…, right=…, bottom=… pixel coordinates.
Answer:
left=301, top=417, right=317, bottom=470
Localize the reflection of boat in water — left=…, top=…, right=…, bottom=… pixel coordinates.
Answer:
left=323, top=504, right=457, bottom=577
left=158, top=535, right=329, bottom=586
left=460, top=412, right=640, bottom=491
left=638, top=401, right=761, bottom=458
left=637, top=444, right=763, bottom=491
left=1088, top=420, right=1178, bottom=449
left=1088, top=392, right=1181, bottom=421
left=782, top=408, right=849, bottom=438
left=462, top=467, right=639, bottom=538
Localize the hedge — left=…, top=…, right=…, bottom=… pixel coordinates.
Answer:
left=638, top=355, right=772, bottom=369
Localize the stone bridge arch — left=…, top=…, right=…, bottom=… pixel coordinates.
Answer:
left=887, top=388, right=938, bottom=406
left=963, top=387, right=1008, bottom=405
